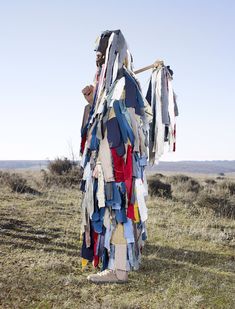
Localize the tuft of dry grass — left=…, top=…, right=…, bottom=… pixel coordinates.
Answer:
left=147, top=177, right=172, bottom=198
left=196, top=193, right=235, bottom=218
left=0, top=171, right=41, bottom=195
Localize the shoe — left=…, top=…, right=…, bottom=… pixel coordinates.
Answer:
left=87, top=269, right=128, bottom=284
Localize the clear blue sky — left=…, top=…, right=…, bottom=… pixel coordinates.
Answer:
left=0, top=0, right=234, bottom=161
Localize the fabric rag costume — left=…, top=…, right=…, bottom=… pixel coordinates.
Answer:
left=79, top=30, right=179, bottom=283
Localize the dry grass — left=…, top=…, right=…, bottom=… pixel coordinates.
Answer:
left=0, top=171, right=234, bottom=309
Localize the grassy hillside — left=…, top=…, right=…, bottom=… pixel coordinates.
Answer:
left=0, top=171, right=234, bottom=309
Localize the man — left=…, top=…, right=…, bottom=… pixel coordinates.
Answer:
left=80, top=30, right=151, bottom=283
left=80, top=85, right=93, bottom=156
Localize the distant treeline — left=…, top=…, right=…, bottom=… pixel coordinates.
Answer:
left=146, top=160, right=235, bottom=174
left=0, top=160, right=235, bottom=174
left=0, top=160, right=49, bottom=170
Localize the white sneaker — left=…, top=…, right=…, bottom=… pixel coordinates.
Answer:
left=87, top=269, right=128, bottom=284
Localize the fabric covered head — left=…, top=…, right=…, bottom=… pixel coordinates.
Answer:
left=94, top=29, right=133, bottom=91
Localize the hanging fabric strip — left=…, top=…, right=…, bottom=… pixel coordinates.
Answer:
left=146, top=64, right=179, bottom=164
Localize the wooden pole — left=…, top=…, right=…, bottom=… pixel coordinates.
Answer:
left=134, top=60, right=164, bottom=75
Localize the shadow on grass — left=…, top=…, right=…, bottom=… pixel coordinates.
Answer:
left=0, top=218, right=61, bottom=237
left=142, top=243, right=234, bottom=272
left=0, top=217, right=80, bottom=256
left=0, top=239, right=80, bottom=256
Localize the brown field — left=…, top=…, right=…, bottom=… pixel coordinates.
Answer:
left=0, top=170, right=234, bottom=309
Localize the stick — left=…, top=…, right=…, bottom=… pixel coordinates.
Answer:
left=134, top=60, right=164, bottom=75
